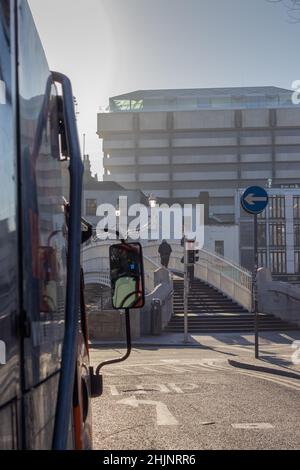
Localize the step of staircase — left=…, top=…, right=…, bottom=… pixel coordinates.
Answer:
left=166, top=278, right=299, bottom=333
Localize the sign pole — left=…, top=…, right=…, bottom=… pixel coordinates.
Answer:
left=184, top=238, right=189, bottom=343
left=241, top=186, right=268, bottom=360
left=253, top=213, right=259, bottom=359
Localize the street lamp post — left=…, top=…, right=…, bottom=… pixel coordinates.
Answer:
left=183, top=237, right=189, bottom=343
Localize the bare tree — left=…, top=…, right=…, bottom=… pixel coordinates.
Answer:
left=267, top=0, right=300, bottom=22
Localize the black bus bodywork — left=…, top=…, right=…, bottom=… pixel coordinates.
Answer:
left=0, top=0, right=92, bottom=449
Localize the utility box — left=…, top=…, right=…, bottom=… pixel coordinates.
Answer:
left=151, top=299, right=162, bottom=336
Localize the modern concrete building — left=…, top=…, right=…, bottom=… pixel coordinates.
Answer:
left=236, top=186, right=300, bottom=282
left=82, top=154, right=149, bottom=230
left=98, top=86, right=300, bottom=224
left=82, top=155, right=239, bottom=261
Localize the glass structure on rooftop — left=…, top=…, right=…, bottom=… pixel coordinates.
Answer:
left=109, top=86, right=295, bottom=112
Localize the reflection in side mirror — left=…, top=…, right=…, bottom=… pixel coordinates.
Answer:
left=109, top=242, right=145, bottom=310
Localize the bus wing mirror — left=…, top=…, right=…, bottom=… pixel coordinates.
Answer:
left=90, top=242, right=145, bottom=397
left=109, top=242, right=145, bottom=310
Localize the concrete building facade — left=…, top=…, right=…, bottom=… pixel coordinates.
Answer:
left=98, top=86, right=300, bottom=224
left=236, top=186, right=300, bottom=282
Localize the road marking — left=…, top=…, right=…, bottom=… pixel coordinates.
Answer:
left=177, top=383, right=199, bottom=392
left=163, top=364, right=196, bottom=373
left=135, top=384, right=170, bottom=394
left=110, top=385, right=119, bottom=396
left=160, top=359, right=181, bottom=363
left=232, top=423, right=274, bottom=430
left=100, top=358, right=241, bottom=377
left=203, top=361, right=300, bottom=392
left=118, top=396, right=179, bottom=426
left=101, top=358, right=300, bottom=390
left=168, top=383, right=184, bottom=394
left=157, top=384, right=171, bottom=393
left=109, top=382, right=199, bottom=396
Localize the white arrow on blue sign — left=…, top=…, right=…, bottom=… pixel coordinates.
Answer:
left=241, top=186, right=269, bottom=215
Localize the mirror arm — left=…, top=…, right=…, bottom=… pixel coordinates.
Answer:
left=89, top=308, right=132, bottom=397
left=104, top=227, right=126, bottom=244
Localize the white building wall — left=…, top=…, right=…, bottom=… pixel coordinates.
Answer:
left=204, top=225, right=240, bottom=264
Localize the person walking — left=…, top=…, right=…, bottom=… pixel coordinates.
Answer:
left=158, top=240, right=172, bottom=268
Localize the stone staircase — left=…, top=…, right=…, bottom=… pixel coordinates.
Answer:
left=165, top=279, right=299, bottom=333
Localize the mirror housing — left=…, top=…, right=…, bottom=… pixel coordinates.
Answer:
left=109, top=242, right=145, bottom=310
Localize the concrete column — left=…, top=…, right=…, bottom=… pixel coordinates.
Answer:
left=167, top=112, right=174, bottom=198
left=269, top=109, right=277, bottom=180
left=133, top=114, right=140, bottom=186
left=286, top=195, right=294, bottom=273
left=235, top=110, right=242, bottom=180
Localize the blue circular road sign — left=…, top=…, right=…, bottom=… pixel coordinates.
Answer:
left=241, top=186, right=269, bottom=215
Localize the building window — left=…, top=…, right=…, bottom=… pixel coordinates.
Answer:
left=86, top=199, right=97, bottom=216
left=240, top=221, right=253, bottom=247
left=294, top=223, right=300, bottom=247
left=294, top=223, right=300, bottom=273
left=270, top=251, right=286, bottom=274
left=294, top=196, right=300, bottom=219
left=269, top=196, right=285, bottom=219
left=215, top=240, right=224, bottom=257
left=269, top=222, right=286, bottom=247
left=257, top=222, right=267, bottom=247
left=258, top=250, right=267, bottom=268
left=295, top=251, right=300, bottom=274
left=258, top=209, right=266, bottom=220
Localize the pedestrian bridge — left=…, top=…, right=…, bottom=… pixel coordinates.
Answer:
left=82, top=241, right=252, bottom=312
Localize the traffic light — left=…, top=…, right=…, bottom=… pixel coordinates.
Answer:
left=188, top=250, right=195, bottom=264
left=187, top=250, right=200, bottom=265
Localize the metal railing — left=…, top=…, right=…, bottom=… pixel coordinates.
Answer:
left=82, top=240, right=252, bottom=311
left=142, top=241, right=252, bottom=311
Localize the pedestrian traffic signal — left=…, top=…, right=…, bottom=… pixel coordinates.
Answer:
left=188, top=250, right=195, bottom=264
left=188, top=250, right=200, bottom=265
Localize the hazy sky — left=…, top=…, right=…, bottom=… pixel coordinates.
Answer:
left=28, top=0, right=300, bottom=178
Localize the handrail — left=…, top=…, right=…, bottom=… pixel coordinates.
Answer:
left=197, top=248, right=252, bottom=279
left=83, top=240, right=252, bottom=309
left=51, top=72, right=84, bottom=450
left=141, top=240, right=251, bottom=276
left=168, top=244, right=252, bottom=288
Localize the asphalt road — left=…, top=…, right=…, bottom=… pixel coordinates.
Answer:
left=90, top=335, right=300, bottom=450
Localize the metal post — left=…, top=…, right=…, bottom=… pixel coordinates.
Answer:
left=83, top=133, right=86, bottom=156
left=184, top=238, right=189, bottom=343
left=95, top=307, right=132, bottom=375
left=253, top=214, right=259, bottom=359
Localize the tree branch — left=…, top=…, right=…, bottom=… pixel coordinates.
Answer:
left=267, top=0, right=300, bottom=22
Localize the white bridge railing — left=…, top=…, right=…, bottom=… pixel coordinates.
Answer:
left=82, top=240, right=252, bottom=311
left=194, top=250, right=252, bottom=311
left=82, top=241, right=161, bottom=293
left=142, top=242, right=252, bottom=311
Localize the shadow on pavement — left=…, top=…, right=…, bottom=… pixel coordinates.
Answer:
left=260, top=355, right=300, bottom=373
left=228, top=359, right=300, bottom=381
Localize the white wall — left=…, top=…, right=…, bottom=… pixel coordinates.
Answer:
left=204, top=225, right=239, bottom=264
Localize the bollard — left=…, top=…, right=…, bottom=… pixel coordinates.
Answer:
left=151, top=298, right=162, bottom=336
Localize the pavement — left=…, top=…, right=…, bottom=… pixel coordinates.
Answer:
left=90, top=330, right=300, bottom=450
left=90, top=330, right=300, bottom=348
